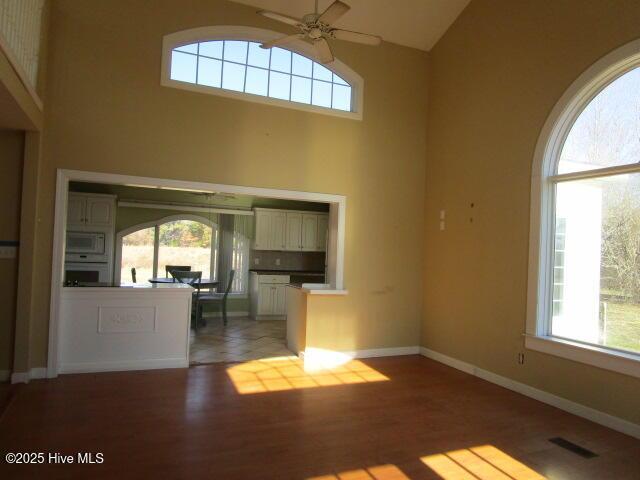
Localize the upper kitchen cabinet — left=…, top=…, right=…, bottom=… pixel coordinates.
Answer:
left=67, top=193, right=116, bottom=229
left=253, top=209, right=286, bottom=250
left=253, top=208, right=328, bottom=252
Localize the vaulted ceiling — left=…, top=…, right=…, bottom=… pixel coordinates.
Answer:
left=229, top=0, right=470, bottom=51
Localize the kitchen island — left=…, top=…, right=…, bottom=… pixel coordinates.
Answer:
left=57, top=283, right=193, bottom=374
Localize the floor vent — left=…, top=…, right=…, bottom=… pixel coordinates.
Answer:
left=548, top=437, right=598, bottom=458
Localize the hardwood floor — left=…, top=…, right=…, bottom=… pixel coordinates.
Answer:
left=0, top=355, right=638, bottom=479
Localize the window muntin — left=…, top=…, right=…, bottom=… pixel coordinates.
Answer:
left=549, top=67, right=640, bottom=356
left=169, top=40, right=352, bottom=112
left=558, top=67, right=640, bottom=175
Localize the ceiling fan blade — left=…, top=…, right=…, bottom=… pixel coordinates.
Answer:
left=330, top=29, right=382, bottom=46
left=313, top=38, right=334, bottom=64
left=318, top=1, right=350, bottom=25
left=260, top=34, right=304, bottom=50
left=258, top=10, right=303, bottom=27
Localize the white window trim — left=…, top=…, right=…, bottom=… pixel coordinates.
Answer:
left=161, top=25, right=364, bottom=120
left=114, top=214, right=219, bottom=285
left=527, top=38, right=640, bottom=379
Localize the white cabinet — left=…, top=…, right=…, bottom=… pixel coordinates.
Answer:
left=67, top=193, right=115, bottom=228
left=301, top=214, right=318, bottom=251
left=286, top=213, right=302, bottom=250
left=250, top=273, right=289, bottom=319
left=253, top=210, right=287, bottom=250
left=317, top=214, right=328, bottom=251
left=253, top=208, right=328, bottom=252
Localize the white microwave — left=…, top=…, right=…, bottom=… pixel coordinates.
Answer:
left=66, top=232, right=107, bottom=262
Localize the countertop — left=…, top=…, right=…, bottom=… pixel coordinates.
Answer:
left=249, top=269, right=325, bottom=276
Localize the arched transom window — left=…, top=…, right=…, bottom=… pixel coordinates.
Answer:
left=161, top=26, right=363, bottom=119
left=528, top=40, right=640, bottom=378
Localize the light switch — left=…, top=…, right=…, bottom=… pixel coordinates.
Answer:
left=440, top=210, right=445, bottom=220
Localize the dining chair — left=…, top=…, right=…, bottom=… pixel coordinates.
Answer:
left=165, top=265, right=191, bottom=279
left=192, top=270, right=235, bottom=327
left=171, top=270, right=203, bottom=328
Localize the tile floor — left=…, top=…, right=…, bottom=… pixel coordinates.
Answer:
left=189, top=316, right=294, bottom=364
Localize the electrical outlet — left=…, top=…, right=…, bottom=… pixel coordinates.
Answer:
left=275, top=258, right=281, bottom=266
left=0, top=246, right=17, bottom=259
left=518, top=353, right=525, bottom=365
left=254, top=258, right=260, bottom=265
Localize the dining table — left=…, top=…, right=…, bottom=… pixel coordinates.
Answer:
left=148, top=278, right=219, bottom=289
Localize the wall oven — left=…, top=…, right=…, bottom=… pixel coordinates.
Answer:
left=66, top=231, right=107, bottom=262
left=64, top=262, right=110, bottom=284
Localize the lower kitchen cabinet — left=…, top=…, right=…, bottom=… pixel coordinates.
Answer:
left=250, top=273, right=290, bottom=320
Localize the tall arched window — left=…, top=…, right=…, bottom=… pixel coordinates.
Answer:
left=527, top=40, right=640, bottom=378
left=161, top=26, right=363, bottom=119
left=116, top=215, right=218, bottom=284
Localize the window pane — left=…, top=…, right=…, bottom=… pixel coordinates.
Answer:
left=170, top=51, right=197, bottom=83
left=197, top=57, right=222, bottom=88
left=552, top=173, right=640, bottom=354
left=269, top=71, right=290, bottom=100
left=270, top=47, right=291, bottom=73
left=313, top=63, right=332, bottom=81
left=199, top=41, right=223, bottom=59
left=158, top=220, right=212, bottom=279
left=291, top=76, right=311, bottom=104
left=559, top=67, right=640, bottom=174
left=333, top=73, right=348, bottom=85
left=120, top=227, right=155, bottom=284
left=175, top=43, right=197, bottom=54
left=292, top=53, right=312, bottom=77
left=332, top=84, right=351, bottom=111
left=312, top=80, right=332, bottom=107
left=222, top=61, right=246, bottom=92
left=245, top=66, right=268, bottom=96
left=223, top=40, right=248, bottom=64
left=247, top=42, right=270, bottom=68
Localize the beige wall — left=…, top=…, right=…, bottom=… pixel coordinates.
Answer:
left=424, top=0, right=640, bottom=424
left=0, top=129, right=24, bottom=373
left=21, top=0, right=428, bottom=369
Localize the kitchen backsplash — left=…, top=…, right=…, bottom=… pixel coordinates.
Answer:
left=250, top=250, right=325, bottom=272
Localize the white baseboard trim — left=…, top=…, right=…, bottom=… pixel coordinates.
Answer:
left=11, top=367, right=47, bottom=384
left=351, top=346, right=421, bottom=359
left=59, top=358, right=189, bottom=374
left=420, top=347, right=640, bottom=440
left=0, top=370, right=9, bottom=382
left=202, top=311, right=249, bottom=318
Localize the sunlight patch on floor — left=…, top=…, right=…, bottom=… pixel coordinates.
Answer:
left=307, top=464, right=410, bottom=479
left=226, top=355, right=389, bottom=394
left=421, top=445, right=546, bottom=480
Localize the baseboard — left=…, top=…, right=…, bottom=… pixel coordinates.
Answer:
left=202, top=311, right=249, bottom=318
left=420, top=347, right=640, bottom=440
left=58, top=358, right=188, bottom=374
left=0, top=370, right=9, bottom=382
left=11, top=367, right=47, bottom=384
left=351, top=346, right=421, bottom=358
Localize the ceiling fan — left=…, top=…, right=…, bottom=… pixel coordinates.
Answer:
left=257, top=0, right=382, bottom=64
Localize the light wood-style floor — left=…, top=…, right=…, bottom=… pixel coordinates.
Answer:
left=0, top=355, right=638, bottom=479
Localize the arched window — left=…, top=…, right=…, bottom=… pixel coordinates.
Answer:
left=161, top=26, right=363, bottom=119
left=528, top=40, right=640, bottom=377
left=116, top=215, right=218, bottom=284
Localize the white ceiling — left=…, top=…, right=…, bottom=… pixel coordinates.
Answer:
left=230, top=0, right=470, bottom=51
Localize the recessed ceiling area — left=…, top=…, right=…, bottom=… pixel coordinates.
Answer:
left=229, top=0, right=471, bottom=51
